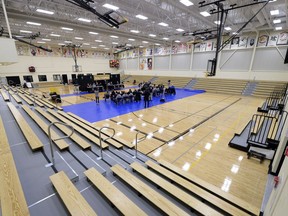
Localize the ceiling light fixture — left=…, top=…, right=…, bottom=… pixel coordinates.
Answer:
left=270, top=10, right=279, bottom=15
left=61, top=27, right=73, bottom=31
left=112, top=42, right=119, bottom=44
left=200, top=11, right=211, bottom=17
left=20, top=30, right=32, bottom=33
left=163, top=37, right=169, bottom=40
left=142, top=41, right=149, bottom=43
left=95, top=40, right=102, bottom=42
left=91, top=46, right=97, bottom=49
left=103, top=3, right=119, bottom=11
left=155, top=43, right=161, bottom=45
left=36, top=9, right=54, bottom=15
left=58, top=43, right=65, bottom=46
left=78, top=18, right=91, bottom=23
left=42, top=38, right=51, bottom=41
left=75, top=37, right=83, bottom=40
left=89, top=32, right=99, bottom=35
left=26, top=21, right=41, bottom=26
left=275, top=26, right=282, bottom=30
left=136, top=14, right=148, bottom=20
left=99, top=45, right=106, bottom=47
left=128, top=38, right=135, bottom=41
left=37, top=41, right=46, bottom=44
left=149, top=34, right=156, bottom=37
left=214, top=20, right=221, bottom=25
left=180, top=0, right=194, bottom=7
left=64, top=41, right=72, bottom=43
left=50, top=34, right=60, bottom=37
left=130, top=30, right=140, bottom=33
left=175, top=40, right=181, bottom=43
left=158, top=22, right=168, bottom=27
left=176, top=28, right=184, bottom=32
left=273, top=19, right=281, bottom=24
left=225, top=27, right=232, bottom=31
left=110, top=35, right=119, bottom=38
left=83, top=43, right=90, bottom=45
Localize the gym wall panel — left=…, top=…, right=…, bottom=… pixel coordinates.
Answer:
left=220, top=49, right=253, bottom=71
left=252, top=47, right=288, bottom=71
left=192, top=52, right=215, bottom=70
left=127, top=58, right=138, bottom=70
left=171, top=53, right=190, bottom=70
left=119, top=59, right=127, bottom=70
left=0, top=56, right=114, bottom=82
left=154, top=56, right=170, bottom=70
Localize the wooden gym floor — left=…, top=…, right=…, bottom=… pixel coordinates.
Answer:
left=33, top=84, right=268, bottom=209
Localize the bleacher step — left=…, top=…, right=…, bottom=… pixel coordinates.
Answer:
left=73, top=150, right=106, bottom=175
left=229, top=122, right=251, bottom=152
left=109, top=146, right=136, bottom=164
left=123, top=147, right=150, bottom=162
left=46, top=151, right=79, bottom=182
left=248, top=147, right=275, bottom=160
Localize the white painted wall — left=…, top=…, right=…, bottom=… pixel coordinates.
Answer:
left=0, top=56, right=116, bottom=83
left=264, top=155, right=288, bottom=216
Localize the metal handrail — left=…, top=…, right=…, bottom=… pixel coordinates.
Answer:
left=98, top=126, right=115, bottom=160
left=48, top=122, right=74, bottom=166
left=133, top=131, right=146, bottom=159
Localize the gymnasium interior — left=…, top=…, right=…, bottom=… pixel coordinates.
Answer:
left=0, top=0, right=288, bottom=215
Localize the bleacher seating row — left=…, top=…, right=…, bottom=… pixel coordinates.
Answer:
left=1, top=98, right=260, bottom=215
left=121, top=75, right=287, bottom=97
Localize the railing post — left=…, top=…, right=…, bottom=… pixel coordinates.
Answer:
left=133, top=131, right=146, bottom=159
left=47, top=122, right=74, bottom=166
left=97, top=126, right=115, bottom=160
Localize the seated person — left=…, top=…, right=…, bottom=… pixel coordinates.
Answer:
left=104, top=91, right=110, bottom=101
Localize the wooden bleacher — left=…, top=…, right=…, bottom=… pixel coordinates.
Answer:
left=50, top=171, right=97, bottom=216
left=7, top=102, right=44, bottom=151
left=124, top=75, right=154, bottom=86
left=11, top=93, right=22, bottom=104
left=17, top=93, right=34, bottom=106
left=111, top=164, right=190, bottom=216
left=84, top=167, right=147, bottom=216
left=0, top=89, right=10, bottom=101
left=46, top=109, right=109, bottom=149
left=130, top=162, right=222, bottom=216
left=35, top=107, right=91, bottom=150
left=252, top=81, right=287, bottom=98
left=145, top=160, right=250, bottom=216
left=0, top=116, right=30, bottom=216
left=158, top=159, right=259, bottom=216
left=153, top=76, right=192, bottom=88
left=39, top=97, right=63, bottom=110
left=57, top=111, right=122, bottom=149
left=67, top=112, right=134, bottom=148
left=193, top=78, right=248, bottom=95
left=24, top=94, right=45, bottom=107
left=35, top=97, right=54, bottom=109
left=22, top=105, right=69, bottom=151
left=33, top=81, right=62, bottom=88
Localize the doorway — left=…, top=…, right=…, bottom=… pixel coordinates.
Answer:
left=6, top=76, right=20, bottom=86
left=62, top=74, right=68, bottom=84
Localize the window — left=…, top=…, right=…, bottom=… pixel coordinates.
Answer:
left=23, top=75, right=33, bottom=82
left=38, top=75, right=47, bottom=82
left=53, top=74, right=61, bottom=81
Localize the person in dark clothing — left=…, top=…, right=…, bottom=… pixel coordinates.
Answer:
left=95, top=88, right=100, bottom=104
left=144, top=89, right=150, bottom=108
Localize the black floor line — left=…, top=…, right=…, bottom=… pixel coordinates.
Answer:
left=144, top=98, right=242, bottom=156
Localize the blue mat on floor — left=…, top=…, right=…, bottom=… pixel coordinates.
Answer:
left=62, top=89, right=205, bottom=123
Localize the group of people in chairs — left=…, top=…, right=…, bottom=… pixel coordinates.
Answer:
left=103, top=81, right=176, bottom=108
